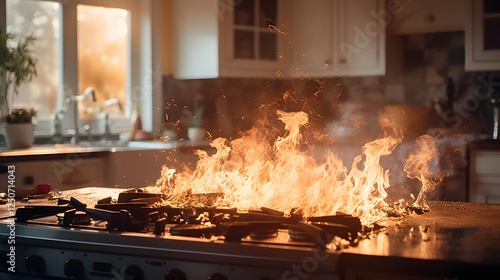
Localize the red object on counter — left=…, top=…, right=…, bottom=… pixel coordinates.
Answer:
left=32, top=183, right=51, bottom=195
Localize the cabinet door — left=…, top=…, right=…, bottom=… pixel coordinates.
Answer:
left=291, top=0, right=385, bottom=77
left=0, top=161, right=48, bottom=190
left=45, top=157, right=105, bottom=190
left=218, top=0, right=292, bottom=78
left=291, top=0, right=335, bottom=77
left=468, top=150, right=500, bottom=204
left=465, top=0, right=500, bottom=71
left=388, top=0, right=467, bottom=34
left=106, top=149, right=166, bottom=188
left=170, top=0, right=219, bottom=79
left=335, top=0, right=385, bottom=76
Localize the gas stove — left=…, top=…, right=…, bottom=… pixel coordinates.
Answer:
left=0, top=187, right=352, bottom=280
left=1, top=187, right=500, bottom=280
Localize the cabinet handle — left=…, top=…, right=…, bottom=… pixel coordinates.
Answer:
left=425, top=14, right=435, bottom=23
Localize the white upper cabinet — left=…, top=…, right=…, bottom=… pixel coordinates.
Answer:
left=335, top=0, right=385, bottom=76
left=387, top=0, right=467, bottom=34
left=170, top=0, right=384, bottom=79
left=171, top=0, right=291, bottom=79
left=465, top=0, right=500, bottom=71
left=218, top=0, right=292, bottom=78
left=291, top=0, right=385, bottom=77
left=290, top=0, right=335, bottom=77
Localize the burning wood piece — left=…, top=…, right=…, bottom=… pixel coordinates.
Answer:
left=224, top=221, right=282, bottom=242
left=260, top=207, right=285, bottom=216
left=97, top=196, right=112, bottom=204
left=57, top=209, right=92, bottom=226
left=238, top=212, right=304, bottom=225
left=117, top=189, right=163, bottom=203
left=288, top=222, right=332, bottom=248
left=169, top=224, right=217, bottom=237
left=185, top=192, right=225, bottom=207
left=307, top=215, right=362, bottom=233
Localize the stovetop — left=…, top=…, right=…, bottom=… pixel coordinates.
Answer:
left=0, top=187, right=347, bottom=280
left=1, top=187, right=500, bottom=280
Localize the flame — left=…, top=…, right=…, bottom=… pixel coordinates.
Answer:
left=156, top=110, right=440, bottom=225
left=404, top=135, right=442, bottom=209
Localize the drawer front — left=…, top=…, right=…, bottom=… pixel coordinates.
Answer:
left=474, top=152, right=500, bottom=175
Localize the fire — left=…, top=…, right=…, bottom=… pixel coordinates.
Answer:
left=404, top=135, right=442, bottom=210
left=156, top=110, right=440, bottom=225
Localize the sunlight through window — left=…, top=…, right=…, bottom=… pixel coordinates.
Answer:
left=6, top=0, right=60, bottom=119
left=77, top=5, right=129, bottom=120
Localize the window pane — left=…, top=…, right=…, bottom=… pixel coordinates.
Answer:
left=6, top=0, right=60, bottom=120
left=259, top=32, right=277, bottom=60
left=234, top=30, right=254, bottom=59
left=77, top=5, right=128, bottom=120
left=259, top=0, right=277, bottom=28
left=234, top=0, right=254, bottom=26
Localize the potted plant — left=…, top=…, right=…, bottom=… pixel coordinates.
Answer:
left=0, top=29, right=38, bottom=148
left=3, top=107, right=37, bottom=148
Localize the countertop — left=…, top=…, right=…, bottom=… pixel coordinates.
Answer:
left=340, top=201, right=500, bottom=277
left=0, top=140, right=213, bottom=162
left=2, top=188, right=500, bottom=270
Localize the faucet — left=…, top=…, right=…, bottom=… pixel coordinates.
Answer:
left=65, top=87, right=97, bottom=144
left=101, top=98, right=122, bottom=143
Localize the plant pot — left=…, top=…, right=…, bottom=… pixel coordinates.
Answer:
left=187, top=127, right=206, bottom=142
left=2, top=123, right=36, bottom=149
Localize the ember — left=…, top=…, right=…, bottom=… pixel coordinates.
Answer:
left=156, top=109, right=441, bottom=226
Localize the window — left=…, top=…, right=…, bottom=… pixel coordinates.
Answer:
left=6, top=0, right=60, bottom=120
left=2, top=0, right=161, bottom=137
left=77, top=5, right=128, bottom=120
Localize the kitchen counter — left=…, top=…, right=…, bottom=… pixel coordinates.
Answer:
left=0, top=139, right=214, bottom=163
left=340, top=201, right=500, bottom=278
left=1, top=188, right=500, bottom=279
left=467, top=139, right=500, bottom=151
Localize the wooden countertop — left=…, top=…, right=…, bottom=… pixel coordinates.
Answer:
left=0, top=140, right=214, bottom=163
left=340, top=201, right=500, bottom=276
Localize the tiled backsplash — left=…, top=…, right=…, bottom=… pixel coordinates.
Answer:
left=161, top=31, right=500, bottom=202
left=162, top=31, right=499, bottom=140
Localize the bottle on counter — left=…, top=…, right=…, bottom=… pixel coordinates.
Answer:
left=130, top=106, right=141, bottom=140
left=51, top=110, right=64, bottom=144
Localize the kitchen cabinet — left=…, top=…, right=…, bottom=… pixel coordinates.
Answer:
left=46, top=157, right=105, bottom=190
left=468, top=149, right=500, bottom=204
left=0, top=156, right=105, bottom=191
left=106, top=147, right=205, bottom=188
left=291, top=0, right=385, bottom=77
left=170, top=0, right=291, bottom=79
left=387, top=0, right=467, bottom=35
left=106, top=149, right=166, bottom=188
left=170, top=0, right=384, bottom=79
left=465, top=0, right=500, bottom=71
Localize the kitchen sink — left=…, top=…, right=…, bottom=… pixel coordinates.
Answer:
left=54, top=140, right=129, bottom=149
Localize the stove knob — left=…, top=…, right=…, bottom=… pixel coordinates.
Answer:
left=208, top=273, right=228, bottom=280
left=25, top=255, right=46, bottom=274
left=165, top=268, right=187, bottom=280
left=124, top=264, right=143, bottom=280
left=64, top=259, right=84, bottom=277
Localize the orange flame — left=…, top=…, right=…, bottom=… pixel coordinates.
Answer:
left=404, top=135, right=442, bottom=209
left=156, top=110, right=440, bottom=225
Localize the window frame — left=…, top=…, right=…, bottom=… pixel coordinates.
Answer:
left=1, top=0, right=163, bottom=138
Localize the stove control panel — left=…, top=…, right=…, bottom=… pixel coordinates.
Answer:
left=0, top=245, right=337, bottom=280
